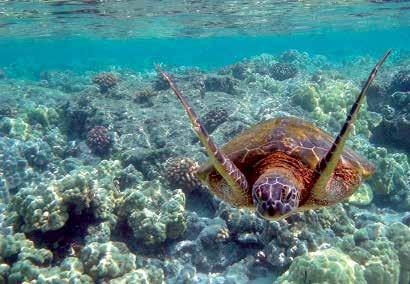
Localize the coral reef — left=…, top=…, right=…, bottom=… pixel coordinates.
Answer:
left=204, top=74, right=236, bottom=94
left=7, top=160, right=122, bottom=233
left=118, top=181, right=186, bottom=246
left=390, top=70, right=410, bottom=93
left=230, top=62, right=248, bottom=80
left=80, top=241, right=136, bottom=280
left=0, top=233, right=93, bottom=283
left=0, top=105, right=17, bottom=118
left=366, top=70, right=410, bottom=152
left=0, top=232, right=165, bottom=283
left=385, top=223, right=410, bottom=284
left=39, top=70, right=86, bottom=93
left=275, top=248, right=366, bottom=284
left=348, top=183, right=373, bottom=206
left=203, top=107, right=229, bottom=133
left=0, top=50, right=409, bottom=283
left=86, top=125, right=113, bottom=155
left=92, top=72, right=118, bottom=93
left=164, top=157, right=201, bottom=194
left=0, top=138, right=36, bottom=191
left=152, top=73, right=170, bottom=91
left=361, top=146, right=410, bottom=210
left=339, top=227, right=400, bottom=284
left=134, top=88, right=158, bottom=106
left=269, top=62, right=298, bottom=81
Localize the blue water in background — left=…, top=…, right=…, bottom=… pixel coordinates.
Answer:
left=1, top=27, right=409, bottom=78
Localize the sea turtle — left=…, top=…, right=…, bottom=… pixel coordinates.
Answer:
left=157, top=50, right=391, bottom=220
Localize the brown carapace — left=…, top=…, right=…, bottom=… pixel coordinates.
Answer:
left=157, top=50, right=391, bottom=221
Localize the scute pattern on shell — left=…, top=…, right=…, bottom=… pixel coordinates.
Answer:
left=205, top=116, right=374, bottom=177
left=196, top=116, right=374, bottom=207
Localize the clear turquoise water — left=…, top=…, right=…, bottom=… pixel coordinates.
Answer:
left=0, top=1, right=409, bottom=77
left=1, top=27, right=409, bottom=77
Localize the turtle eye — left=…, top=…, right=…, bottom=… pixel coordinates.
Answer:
left=285, top=191, right=292, bottom=201
left=281, top=185, right=290, bottom=201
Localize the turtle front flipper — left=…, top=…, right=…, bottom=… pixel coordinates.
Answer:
left=157, top=66, right=251, bottom=206
left=310, top=49, right=392, bottom=201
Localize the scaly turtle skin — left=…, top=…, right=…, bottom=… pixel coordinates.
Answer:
left=157, top=50, right=391, bottom=220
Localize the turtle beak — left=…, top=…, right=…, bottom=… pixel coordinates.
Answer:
left=255, top=200, right=289, bottom=221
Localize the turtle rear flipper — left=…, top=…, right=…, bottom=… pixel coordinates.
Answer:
left=311, top=49, right=392, bottom=200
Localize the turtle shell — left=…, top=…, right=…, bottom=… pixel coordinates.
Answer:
left=197, top=116, right=374, bottom=204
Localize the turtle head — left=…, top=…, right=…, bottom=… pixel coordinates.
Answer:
left=252, top=172, right=300, bottom=220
